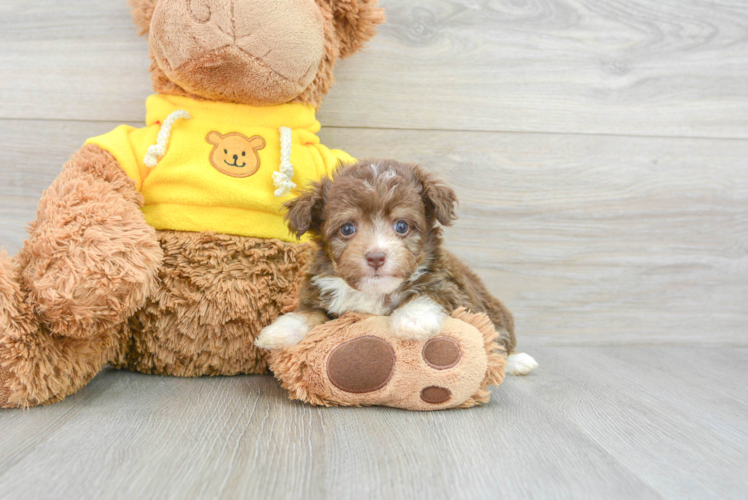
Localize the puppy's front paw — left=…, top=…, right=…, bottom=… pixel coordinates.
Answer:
left=390, top=297, right=447, bottom=341
left=255, top=313, right=312, bottom=350
left=506, top=353, right=538, bottom=375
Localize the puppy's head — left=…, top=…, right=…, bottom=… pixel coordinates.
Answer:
left=285, top=160, right=458, bottom=293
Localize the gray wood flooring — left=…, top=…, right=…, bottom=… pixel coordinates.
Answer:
left=0, top=0, right=746, bottom=499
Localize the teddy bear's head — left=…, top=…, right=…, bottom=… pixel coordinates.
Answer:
left=129, top=0, right=384, bottom=108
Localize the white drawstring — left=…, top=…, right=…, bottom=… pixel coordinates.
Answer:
left=143, top=110, right=192, bottom=168
left=273, top=126, right=296, bottom=197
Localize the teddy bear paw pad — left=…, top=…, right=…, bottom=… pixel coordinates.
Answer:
left=326, top=336, right=395, bottom=393
left=420, top=386, right=452, bottom=404
left=422, top=337, right=461, bottom=370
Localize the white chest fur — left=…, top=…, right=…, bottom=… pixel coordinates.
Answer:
left=311, top=276, right=393, bottom=316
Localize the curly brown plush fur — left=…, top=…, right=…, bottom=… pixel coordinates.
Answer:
left=23, top=144, right=163, bottom=339
left=1, top=245, right=127, bottom=408
left=117, top=232, right=312, bottom=377
left=1, top=225, right=311, bottom=408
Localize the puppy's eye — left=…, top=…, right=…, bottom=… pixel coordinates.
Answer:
left=340, top=223, right=356, bottom=237
left=394, top=220, right=410, bottom=235
left=224, top=149, right=228, bottom=154
left=242, top=151, right=246, bottom=156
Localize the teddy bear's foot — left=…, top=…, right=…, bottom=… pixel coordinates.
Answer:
left=0, top=328, right=123, bottom=409
left=1, top=247, right=122, bottom=408
left=268, top=308, right=506, bottom=411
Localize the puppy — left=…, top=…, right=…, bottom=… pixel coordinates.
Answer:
left=255, top=160, right=537, bottom=375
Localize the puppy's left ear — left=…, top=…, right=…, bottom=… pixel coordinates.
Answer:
left=284, top=178, right=331, bottom=238
left=323, top=0, right=386, bottom=59
left=415, top=166, right=459, bottom=227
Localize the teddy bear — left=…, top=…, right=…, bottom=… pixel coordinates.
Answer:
left=1, top=0, right=508, bottom=411
left=0, top=0, right=383, bottom=408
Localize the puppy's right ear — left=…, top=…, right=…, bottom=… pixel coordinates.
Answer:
left=128, top=0, right=159, bottom=35
left=284, top=178, right=331, bottom=238
left=414, top=166, right=459, bottom=227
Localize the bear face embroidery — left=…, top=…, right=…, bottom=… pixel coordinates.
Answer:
left=206, top=131, right=266, bottom=178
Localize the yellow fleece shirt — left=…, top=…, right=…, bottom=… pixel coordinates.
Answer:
left=86, top=94, right=354, bottom=242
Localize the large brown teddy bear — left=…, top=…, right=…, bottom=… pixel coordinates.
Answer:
left=0, top=0, right=385, bottom=408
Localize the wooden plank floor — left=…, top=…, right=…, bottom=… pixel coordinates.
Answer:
left=0, top=346, right=746, bottom=499
left=0, top=0, right=747, bottom=499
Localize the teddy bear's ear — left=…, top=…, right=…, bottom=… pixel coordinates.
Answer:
left=284, top=177, right=332, bottom=239
left=325, top=0, right=385, bottom=59
left=128, top=0, right=159, bottom=35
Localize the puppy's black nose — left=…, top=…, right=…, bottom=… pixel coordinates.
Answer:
left=233, top=154, right=238, bottom=161
left=366, top=252, right=386, bottom=270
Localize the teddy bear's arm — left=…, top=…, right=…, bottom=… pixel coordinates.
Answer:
left=17, top=144, right=163, bottom=338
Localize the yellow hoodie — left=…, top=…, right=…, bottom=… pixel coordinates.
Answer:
left=86, top=94, right=354, bottom=242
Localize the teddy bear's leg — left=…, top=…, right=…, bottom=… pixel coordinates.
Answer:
left=0, top=331, right=125, bottom=408
left=268, top=309, right=507, bottom=411
left=0, top=144, right=162, bottom=407
left=0, top=252, right=128, bottom=408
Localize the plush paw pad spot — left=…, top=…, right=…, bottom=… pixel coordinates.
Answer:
left=327, top=336, right=395, bottom=394
left=422, top=337, right=461, bottom=370
left=420, top=386, right=452, bottom=405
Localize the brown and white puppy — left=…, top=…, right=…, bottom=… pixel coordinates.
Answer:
left=256, top=160, right=537, bottom=375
